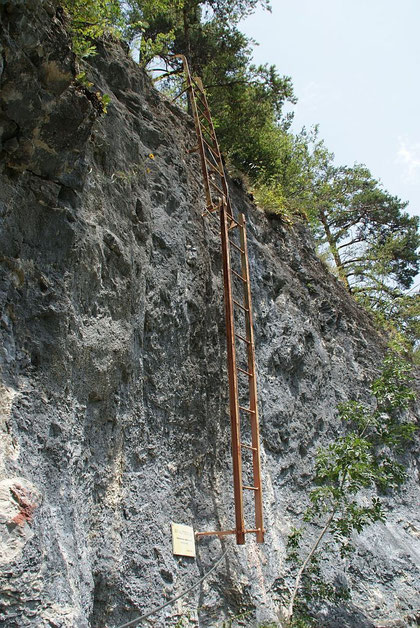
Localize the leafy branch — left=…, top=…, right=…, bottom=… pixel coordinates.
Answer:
left=282, top=347, right=417, bottom=623
left=61, top=0, right=124, bottom=58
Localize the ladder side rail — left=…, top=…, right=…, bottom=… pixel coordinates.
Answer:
left=176, top=56, right=214, bottom=210
left=188, top=82, right=213, bottom=210
left=194, top=78, right=232, bottom=210
left=239, top=213, right=264, bottom=543
left=175, top=57, right=231, bottom=218
left=220, top=201, right=246, bottom=545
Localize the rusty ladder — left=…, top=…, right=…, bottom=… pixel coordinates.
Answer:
left=176, top=55, right=264, bottom=545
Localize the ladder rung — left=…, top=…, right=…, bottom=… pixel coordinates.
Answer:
left=195, top=89, right=208, bottom=106
left=209, top=179, right=225, bottom=196
left=232, top=269, right=247, bottom=283
left=201, top=129, right=218, bottom=148
left=229, top=240, right=245, bottom=254
left=241, top=442, right=257, bottom=451
left=239, top=405, right=256, bottom=414
left=196, top=103, right=211, bottom=122
left=199, top=115, right=215, bottom=136
left=243, top=485, right=259, bottom=491
left=192, top=81, right=206, bottom=97
left=235, top=334, right=250, bottom=344
left=195, top=88, right=207, bottom=105
left=205, top=157, right=223, bottom=175
left=237, top=367, right=254, bottom=377
left=233, top=299, right=249, bottom=312
left=202, top=137, right=221, bottom=161
left=203, top=206, right=220, bottom=220
left=205, top=202, right=221, bottom=213
left=193, top=85, right=207, bottom=101
left=199, top=116, right=217, bottom=140
left=226, top=214, right=240, bottom=226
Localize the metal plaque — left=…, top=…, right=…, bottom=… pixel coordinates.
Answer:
left=171, top=522, right=196, bottom=558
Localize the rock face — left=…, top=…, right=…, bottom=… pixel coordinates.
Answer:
left=0, top=2, right=419, bottom=627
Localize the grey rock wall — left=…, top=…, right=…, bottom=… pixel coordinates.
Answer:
left=1, top=2, right=419, bottom=626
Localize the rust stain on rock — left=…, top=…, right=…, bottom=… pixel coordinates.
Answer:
left=10, top=484, right=37, bottom=526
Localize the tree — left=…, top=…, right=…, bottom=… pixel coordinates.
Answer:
left=280, top=348, right=417, bottom=624
left=124, top=0, right=271, bottom=68
left=311, top=164, right=419, bottom=293
left=254, top=135, right=419, bottom=345
left=123, top=0, right=297, bottom=179
left=357, top=288, right=420, bottom=350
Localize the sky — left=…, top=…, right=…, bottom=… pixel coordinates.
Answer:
left=240, top=0, right=420, bottom=219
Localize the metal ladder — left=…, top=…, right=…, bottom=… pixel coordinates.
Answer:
left=176, top=55, right=264, bottom=544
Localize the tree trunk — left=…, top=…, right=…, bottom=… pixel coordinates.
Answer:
left=285, top=510, right=336, bottom=621
left=183, top=2, right=193, bottom=115
left=183, top=2, right=192, bottom=71
left=319, top=207, right=351, bottom=291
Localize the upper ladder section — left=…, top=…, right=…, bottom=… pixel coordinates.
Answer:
left=176, top=55, right=264, bottom=545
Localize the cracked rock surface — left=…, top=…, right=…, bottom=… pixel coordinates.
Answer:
left=1, top=1, right=419, bottom=626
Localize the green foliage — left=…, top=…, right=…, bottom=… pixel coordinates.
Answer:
left=241, top=124, right=419, bottom=339
left=124, top=0, right=297, bottom=185
left=93, top=92, right=111, bottom=113
left=253, top=180, right=288, bottom=218
left=61, top=0, right=123, bottom=57
left=357, top=290, right=420, bottom=350
left=75, top=71, right=93, bottom=88
left=251, top=127, right=333, bottom=222
left=283, top=348, right=417, bottom=621
left=75, top=72, right=111, bottom=114
left=203, top=54, right=296, bottom=179
left=140, top=29, right=176, bottom=66
left=298, top=555, right=351, bottom=608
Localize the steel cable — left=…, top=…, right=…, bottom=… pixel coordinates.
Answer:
left=113, top=549, right=228, bottom=628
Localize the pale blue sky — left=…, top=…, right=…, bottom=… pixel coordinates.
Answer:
left=241, top=0, right=420, bottom=219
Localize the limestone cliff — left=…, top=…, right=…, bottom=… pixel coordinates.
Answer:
left=0, top=2, right=419, bottom=627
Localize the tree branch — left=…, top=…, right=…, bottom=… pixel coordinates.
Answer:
left=204, top=78, right=275, bottom=90
left=340, top=257, right=377, bottom=267
left=286, top=509, right=336, bottom=620
left=152, top=68, right=183, bottom=82
left=337, top=237, right=365, bottom=250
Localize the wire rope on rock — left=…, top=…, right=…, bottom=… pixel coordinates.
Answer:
left=113, top=549, right=229, bottom=628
